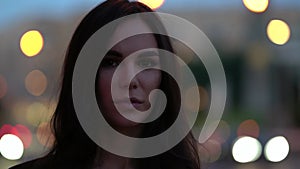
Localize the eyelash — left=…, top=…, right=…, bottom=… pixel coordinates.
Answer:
left=101, top=58, right=120, bottom=68
left=137, top=58, right=158, bottom=68
left=101, top=58, right=159, bottom=69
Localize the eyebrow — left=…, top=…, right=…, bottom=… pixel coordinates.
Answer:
left=106, top=50, right=122, bottom=58
left=138, top=50, right=159, bottom=58
left=106, top=50, right=159, bottom=58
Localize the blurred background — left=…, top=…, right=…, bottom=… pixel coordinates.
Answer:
left=0, top=0, right=300, bottom=168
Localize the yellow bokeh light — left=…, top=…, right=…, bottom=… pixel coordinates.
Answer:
left=138, top=0, right=164, bottom=10
left=25, top=101, right=55, bottom=126
left=267, top=19, right=291, bottom=45
left=25, top=70, right=48, bottom=96
left=26, top=102, right=49, bottom=126
left=20, top=30, right=44, bottom=57
left=243, top=0, right=269, bottom=13
left=11, top=101, right=30, bottom=123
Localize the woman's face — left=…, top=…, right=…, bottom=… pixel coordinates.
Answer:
left=96, top=19, right=161, bottom=129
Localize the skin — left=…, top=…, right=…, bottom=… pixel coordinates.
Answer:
left=95, top=18, right=161, bottom=169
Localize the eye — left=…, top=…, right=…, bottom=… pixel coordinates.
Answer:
left=101, top=58, right=120, bottom=68
left=137, top=58, right=158, bottom=68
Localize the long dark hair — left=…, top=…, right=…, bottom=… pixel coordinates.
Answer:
left=49, top=0, right=201, bottom=168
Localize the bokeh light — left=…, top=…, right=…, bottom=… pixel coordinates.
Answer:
left=198, top=86, right=209, bottom=111
left=25, top=70, right=48, bottom=96
left=0, top=124, right=19, bottom=137
left=0, top=124, right=32, bottom=149
left=210, top=120, right=231, bottom=144
left=184, top=86, right=209, bottom=112
left=0, top=75, right=8, bottom=99
left=264, top=136, right=289, bottom=162
left=172, top=40, right=194, bottom=64
left=26, top=102, right=49, bottom=126
left=0, top=134, right=24, bottom=160
left=20, top=30, right=44, bottom=57
left=203, top=139, right=222, bottom=163
left=184, top=85, right=200, bottom=112
left=11, top=101, right=30, bottom=123
left=245, top=42, right=270, bottom=71
left=242, top=0, right=269, bottom=13
left=14, top=124, right=32, bottom=149
left=267, top=19, right=291, bottom=45
left=138, top=0, right=164, bottom=10
left=36, top=122, right=54, bottom=148
left=232, top=136, right=262, bottom=163
left=237, top=119, right=260, bottom=138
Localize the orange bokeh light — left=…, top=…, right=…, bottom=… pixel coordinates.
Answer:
left=36, top=122, right=54, bottom=148
left=25, top=70, right=48, bottom=96
left=237, top=119, right=260, bottom=138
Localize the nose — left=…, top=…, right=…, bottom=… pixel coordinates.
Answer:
left=116, top=60, right=139, bottom=89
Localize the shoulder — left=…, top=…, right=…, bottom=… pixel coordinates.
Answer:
left=9, top=154, right=87, bottom=169
left=9, top=155, right=54, bottom=169
left=10, top=160, right=36, bottom=169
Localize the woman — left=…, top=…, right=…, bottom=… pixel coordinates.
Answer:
left=11, top=0, right=201, bottom=168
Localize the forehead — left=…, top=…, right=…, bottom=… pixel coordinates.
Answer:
left=108, top=18, right=158, bottom=56
left=110, top=18, right=154, bottom=42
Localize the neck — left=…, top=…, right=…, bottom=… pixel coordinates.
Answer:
left=115, top=124, right=143, bottom=137
left=93, top=125, right=143, bottom=169
left=94, top=148, right=135, bottom=169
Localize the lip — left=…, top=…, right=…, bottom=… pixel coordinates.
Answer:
left=129, top=97, right=144, bottom=104
left=113, top=97, right=144, bottom=110
left=114, top=97, right=143, bottom=104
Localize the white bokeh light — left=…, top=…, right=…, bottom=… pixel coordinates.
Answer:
left=0, top=134, right=24, bottom=160
left=232, top=136, right=262, bottom=163
left=264, top=136, right=289, bottom=162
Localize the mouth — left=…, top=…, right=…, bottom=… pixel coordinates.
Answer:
left=129, top=97, right=143, bottom=104
left=113, top=97, right=144, bottom=110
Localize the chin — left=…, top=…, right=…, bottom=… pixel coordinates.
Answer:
left=105, top=111, right=140, bottom=128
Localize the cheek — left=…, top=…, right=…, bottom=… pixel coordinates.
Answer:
left=141, top=70, right=161, bottom=90
left=97, top=70, right=113, bottom=100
